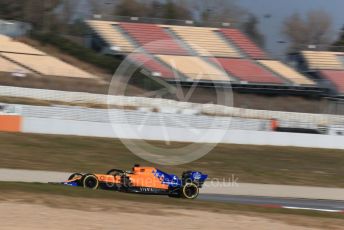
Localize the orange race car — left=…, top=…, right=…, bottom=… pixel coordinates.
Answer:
left=61, top=164, right=208, bottom=199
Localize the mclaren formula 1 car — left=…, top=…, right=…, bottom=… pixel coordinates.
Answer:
left=61, top=165, right=208, bottom=199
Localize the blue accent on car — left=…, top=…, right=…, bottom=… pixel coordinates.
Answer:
left=64, top=181, right=79, bottom=186
left=153, top=169, right=182, bottom=188
left=190, top=171, right=208, bottom=182
left=153, top=169, right=208, bottom=188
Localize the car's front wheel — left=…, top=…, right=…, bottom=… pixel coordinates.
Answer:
left=181, top=183, right=199, bottom=199
left=82, top=174, right=99, bottom=189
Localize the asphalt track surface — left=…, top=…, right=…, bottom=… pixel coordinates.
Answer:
left=199, top=194, right=344, bottom=213
left=0, top=168, right=343, bottom=213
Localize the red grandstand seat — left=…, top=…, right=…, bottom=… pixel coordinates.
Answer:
left=119, top=22, right=189, bottom=56
left=215, top=58, right=284, bottom=84
left=320, top=70, right=344, bottom=93
left=128, top=53, right=175, bottom=79
left=220, top=29, right=268, bottom=59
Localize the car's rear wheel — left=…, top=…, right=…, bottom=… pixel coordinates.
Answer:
left=68, top=173, right=83, bottom=181
left=181, top=183, right=199, bottom=199
left=82, top=174, right=99, bottom=189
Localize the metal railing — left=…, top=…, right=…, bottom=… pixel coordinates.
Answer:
left=17, top=104, right=269, bottom=131
left=1, top=85, right=344, bottom=126
left=90, top=15, right=238, bottom=28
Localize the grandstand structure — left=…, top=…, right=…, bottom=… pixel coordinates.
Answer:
left=86, top=19, right=324, bottom=96
left=1, top=17, right=344, bottom=100
left=220, top=28, right=268, bottom=59
left=166, top=25, right=240, bottom=57
left=1, top=17, right=344, bottom=140
left=0, top=34, right=95, bottom=79
left=298, top=51, right=344, bottom=96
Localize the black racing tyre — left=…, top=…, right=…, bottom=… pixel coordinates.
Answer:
left=68, top=173, right=83, bottom=181
left=106, top=169, right=125, bottom=175
left=82, top=174, right=99, bottom=189
left=181, top=183, right=199, bottom=199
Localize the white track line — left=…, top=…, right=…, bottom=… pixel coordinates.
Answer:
left=282, top=206, right=344, bottom=213
left=0, top=168, right=70, bottom=183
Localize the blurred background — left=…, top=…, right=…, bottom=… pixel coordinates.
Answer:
left=1, top=2, right=344, bottom=229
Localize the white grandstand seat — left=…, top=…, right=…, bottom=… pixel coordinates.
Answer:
left=0, top=56, right=31, bottom=74
left=0, top=35, right=45, bottom=55
left=0, top=34, right=96, bottom=79
left=258, top=60, right=315, bottom=85
left=1, top=53, right=95, bottom=79
left=156, top=55, right=231, bottom=81
left=166, top=25, right=241, bottom=57
left=302, top=51, right=344, bottom=70
left=86, top=20, right=136, bottom=53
